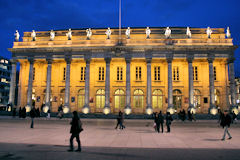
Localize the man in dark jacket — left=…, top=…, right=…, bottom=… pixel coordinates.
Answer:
left=220, top=110, right=232, bottom=141
left=166, top=112, right=173, bottom=133
left=30, top=107, right=36, bottom=128
left=68, top=111, right=82, bottom=152
left=157, top=111, right=164, bottom=133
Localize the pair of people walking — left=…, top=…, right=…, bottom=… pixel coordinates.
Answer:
left=154, top=111, right=173, bottom=133
left=115, top=111, right=125, bottom=130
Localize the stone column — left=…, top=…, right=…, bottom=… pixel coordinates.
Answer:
left=8, top=60, right=17, bottom=106
left=187, top=56, right=194, bottom=108
left=26, top=58, right=34, bottom=109
left=104, top=57, right=111, bottom=108
left=84, top=58, right=90, bottom=108
left=228, top=58, right=236, bottom=106
left=146, top=58, right=152, bottom=109
left=167, top=57, right=173, bottom=108
left=125, top=58, right=131, bottom=109
left=64, top=57, right=71, bottom=111
left=208, top=57, right=215, bottom=108
left=45, top=58, right=52, bottom=109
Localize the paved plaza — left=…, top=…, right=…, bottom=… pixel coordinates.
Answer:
left=0, top=117, right=240, bottom=160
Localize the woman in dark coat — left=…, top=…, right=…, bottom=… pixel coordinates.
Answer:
left=166, top=112, right=173, bottom=133
left=68, top=111, right=82, bottom=152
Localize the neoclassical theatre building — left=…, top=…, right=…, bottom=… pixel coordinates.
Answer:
left=8, top=27, right=238, bottom=114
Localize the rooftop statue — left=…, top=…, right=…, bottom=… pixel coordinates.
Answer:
left=86, top=28, right=92, bottom=40
left=226, top=27, right=231, bottom=38
left=146, top=27, right=151, bottom=39
left=66, top=29, right=72, bottom=40
left=125, top=27, right=131, bottom=39
left=14, top=30, right=20, bottom=42
left=105, top=27, right=112, bottom=39
left=206, top=27, right=212, bottom=38
left=31, top=30, right=36, bottom=41
left=165, top=27, right=171, bottom=38
left=50, top=30, right=55, bottom=41
left=186, top=27, right=192, bottom=38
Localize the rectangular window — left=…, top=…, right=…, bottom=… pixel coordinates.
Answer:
left=193, top=66, right=198, bottom=81
left=80, top=67, right=86, bottom=81
left=33, top=67, right=35, bottom=81
left=98, top=67, right=104, bottom=81
left=173, top=66, right=179, bottom=81
left=136, top=67, right=142, bottom=81
left=117, top=67, right=123, bottom=81
left=154, top=66, right=160, bottom=81
left=63, top=67, right=66, bottom=81
left=214, top=66, right=217, bottom=80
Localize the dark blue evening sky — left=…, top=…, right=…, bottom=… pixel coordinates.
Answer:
left=0, top=0, right=239, bottom=76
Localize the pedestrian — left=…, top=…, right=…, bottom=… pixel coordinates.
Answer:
left=58, top=104, right=63, bottom=119
left=182, top=109, right=186, bottom=121
left=36, top=108, right=40, bottom=117
left=220, top=110, right=232, bottom=141
left=19, top=107, right=22, bottom=118
left=12, top=108, right=16, bottom=118
left=68, top=111, right=83, bottom=152
left=115, top=111, right=121, bottom=129
left=47, top=108, right=51, bottom=119
left=188, top=110, right=192, bottom=121
left=22, top=107, right=26, bottom=118
left=120, top=111, right=125, bottom=129
left=157, top=111, right=164, bottom=133
left=30, top=107, right=36, bottom=128
left=166, top=112, right=173, bottom=133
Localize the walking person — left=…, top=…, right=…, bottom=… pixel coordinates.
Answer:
left=30, top=107, right=36, bottom=128
left=120, top=111, right=125, bottom=129
left=18, top=107, right=22, bottom=118
left=166, top=112, right=173, bottom=133
left=115, top=111, right=122, bottom=129
left=157, top=111, right=164, bottom=133
left=220, top=110, right=232, bottom=141
left=68, top=111, right=83, bottom=152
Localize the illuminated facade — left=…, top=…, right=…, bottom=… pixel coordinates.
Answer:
left=8, top=27, right=238, bottom=114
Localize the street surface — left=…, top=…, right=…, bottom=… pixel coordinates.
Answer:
left=0, top=117, right=240, bottom=160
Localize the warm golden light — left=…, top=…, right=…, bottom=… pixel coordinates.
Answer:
left=43, top=106, right=49, bottom=113
left=146, top=108, right=153, bottom=115
left=167, top=107, right=175, bottom=115
left=82, top=107, right=89, bottom=114
left=63, top=107, right=69, bottom=114
left=25, top=105, right=31, bottom=113
left=210, top=107, right=218, bottom=115
left=124, top=107, right=131, bottom=115
left=189, top=107, right=197, bottom=114
left=103, top=107, right=110, bottom=115
left=232, top=107, right=239, bottom=115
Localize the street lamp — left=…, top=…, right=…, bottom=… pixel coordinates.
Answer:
left=43, top=105, right=49, bottom=113
left=146, top=107, right=153, bottom=115
left=82, top=106, right=90, bottom=114
left=25, top=104, right=31, bottom=113
left=103, top=107, right=110, bottom=115
left=124, top=107, right=131, bottom=115
left=167, top=107, right=175, bottom=115
left=63, top=106, right=70, bottom=114
left=209, top=106, right=218, bottom=115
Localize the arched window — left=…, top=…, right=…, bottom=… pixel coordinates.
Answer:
left=193, top=89, right=201, bottom=108
left=133, top=89, right=144, bottom=108
left=114, top=89, right=125, bottom=109
left=77, top=89, right=85, bottom=108
left=214, top=89, right=220, bottom=107
left=60, top=89, right=65, bottom=104
left=152, top=89, right=163, bottom=109
left=96, top=89, right=105, bottom=108
left=173, top=89, right=182, bottom=109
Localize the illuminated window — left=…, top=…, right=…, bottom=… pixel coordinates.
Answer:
left=114, top=89, right=125, bottom=109
left=173, top=66, right=179, bottom=81
left=117, top=67, right=123, bottom=81
left=214, top=89, right=220, bottom=107
left=33, top=67, right=35, bottom=81
left=80, top=67, right=86, bottom=81
left=63, top=68, right=66, bottom=81
left=173, top=89, right=182, bottom=109
left=96, top=89, right=105, bottom=108
left=154, top=66, right=161, bottom=81
left=136, top=67, right=142, bottom=81
left=98, top=67, right=104, bottom=81
left=193, top=66, right=198, bottom=81
left=152, top=89, right=163, bottom=109
left=77, top=89, right=85, bottom=108
left=133, top=89, right=144, bottom=108
left=193, top=89, right=201, bottom=108
left=60, top=89, right=65, bottom=104
left=214, top=66, right=217, bottom=80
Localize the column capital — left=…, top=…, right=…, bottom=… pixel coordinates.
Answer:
left=28, top=57, right=34, bottom=64
left=227, top=57, right=235, bottom=64
left=65, top=56, right=72, bottom=64
left=85, top=58, right=91, bottom=64
left=125, top=57, right=131, bottom=64
left=105, top=57, right=111, bottom=64
left=166, top=53, right=173, bottom=63
left=10, top=59, right=17, bottom=64
left=187, top=54, right=194, bottom=63
left=146, top=58, right=152, bottom=64
left=46, top=57, right=53, bottom=64
left=207, top=57, right=214, bottom=63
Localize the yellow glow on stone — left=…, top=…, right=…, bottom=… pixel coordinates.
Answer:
left=167, top=107, right=175, bottom=115
left=25, top=105, right=31, bottom=113
left=82, top=107, right=89, bottom=114
left=232, top=107, right=239, bottom=115
left=210, top=107, right=218, bottom=115
left=124, top=108, right=131, bottom=115
left=63, top=107, right=69, bottom=114
left=103, top=107, right=110, bottom=115
left=43, top=106, right=49, bottom=113
left=146, top=108, right=153, bottom=115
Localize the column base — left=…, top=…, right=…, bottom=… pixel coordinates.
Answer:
left=103, top=105, right=111, bottom=115
left=124, top=105, right=131, bottom=115
left=167, top=105, right=175, bottom=114
left=82, top=105, right=90, bottom=114
left=63, top=104, right=70, bottom=114
left=43, top=104, right=50, bottom=113
left=146, top=105, right=153, bottom=115
left=208, top=104, right=218, bottom=115
left=25, top=104, right=31, bottom=113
